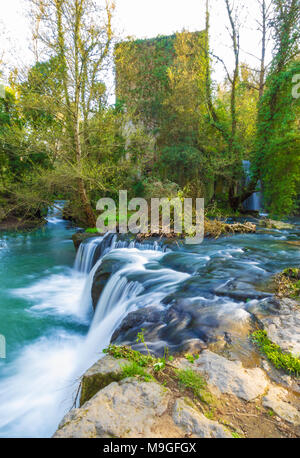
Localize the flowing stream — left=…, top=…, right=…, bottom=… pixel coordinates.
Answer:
left=0, top=204, right=299, bottom=437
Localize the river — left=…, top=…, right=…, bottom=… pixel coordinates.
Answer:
left=0, top=204, right=299, bottom=437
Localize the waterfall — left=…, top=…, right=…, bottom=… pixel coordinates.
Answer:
left=74, top=236, right=104, bottom=273
left=45, top=200, right=66, bottom=224
left=242, top=160, right=262, bottom=212
left=74, top=232, right=166, bottom=274
left=77, top=247, right=190, bottom=372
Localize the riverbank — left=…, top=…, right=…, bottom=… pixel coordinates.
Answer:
left=0, top=208, right=299, bottom=438
left=0, top=215, right=46, bottom=231
left=54, top=299, right=300, bottom=439
left=54, top=222, right=300, bottom=438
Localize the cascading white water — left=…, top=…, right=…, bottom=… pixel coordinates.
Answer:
left=74, top=236, right=104, bottom=273
left=242, top=160, right=262, bottom=212
left=1, top=207, right=298, bottom=438
left=76, top=246, right=190, bottom=375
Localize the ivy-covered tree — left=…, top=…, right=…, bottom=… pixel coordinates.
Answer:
left=255, top=0, right=300, bottom=215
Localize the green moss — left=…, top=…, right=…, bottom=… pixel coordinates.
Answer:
left=204, top=409, right=215, bottom=420
left=80, top=372, right=124, bottom=406
left=251, top=330, right=300, bottom=376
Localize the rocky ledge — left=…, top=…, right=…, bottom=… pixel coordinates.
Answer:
left=54, top=343, right=300, bottom=438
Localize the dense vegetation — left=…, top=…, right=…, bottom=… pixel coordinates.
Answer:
left=0, top=0, right=299, bottom=228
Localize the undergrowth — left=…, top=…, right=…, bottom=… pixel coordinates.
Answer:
left=251, top=330, right=300, bottom=376
left=175, top=368, right=214, bottom=405
left=275, top=268, right=300, bottom=298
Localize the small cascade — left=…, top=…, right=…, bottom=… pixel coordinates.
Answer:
left=114, top=239, right=163, bottom=252
left=74, top=232, right=167, bottom=274
left=242, top=160, right=262, bottom=212
left=90, top=272, right=144, bottom=330
left=74, top=236, right=104, bottom=273
left=46, top=201, right=66, bottom=224
left=1, top=196, right=299, bottom=438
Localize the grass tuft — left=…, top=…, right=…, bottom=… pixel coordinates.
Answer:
left=175, top=368, right=213, bottom=404
left=251, top=330, right=300, bottom=376
left=120, top=362, right=154, bottom=382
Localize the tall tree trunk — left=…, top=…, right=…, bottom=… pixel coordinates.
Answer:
left=258, top=0, right=268, bottom=98
left=74, top=115, right=96, bottom=227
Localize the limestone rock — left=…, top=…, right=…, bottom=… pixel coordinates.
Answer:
left=262, top=386, right=300, bottom=426
left=261, top=360, right=300, bottom=394
left=173, top=398, right=231, bottom=438
left=176, top=350, right=269, bottom=401
left=55, top=379, right=174, bottom=438
left=80, top=356, right=131, bottom=406
left=258, top=298, right=300, bottom=357
left=258, top=219, right=294, bottom=230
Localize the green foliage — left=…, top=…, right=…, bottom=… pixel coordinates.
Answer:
left=184, top=353, right=200, bottom=364
left=232, top=431, right=243, bottom=439
left=254, top=1, right=300, bottom=216
left=251, top=330, right=300, bottom=376
left=275, top=268, right=300, bottom=298
left=175, top=368, right=212, bottom=404
left=120, top=362, right=154, bottom=382
left=1, top=1, right=299, bottom=224
left=115, top=34, right=177, bottom=126
left=85, top=228, right=99, bottom=234
left=103, top=344, right=154, bottom=368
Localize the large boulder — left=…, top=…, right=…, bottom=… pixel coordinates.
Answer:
left=213, top=280, right=273, bottom=302
left=54, top=379, right=176, bottom=438
left=54, top=378, right=232, bottom=438
left=110, top=303, right=207, bottom=356
left=176, top=350, right=269, bottom=402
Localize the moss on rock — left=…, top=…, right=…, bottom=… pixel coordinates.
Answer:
left=80, top=356, right=131, bottom=406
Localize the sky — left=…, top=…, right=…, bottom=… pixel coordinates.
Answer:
left=0, top=0, right=273, bottom=84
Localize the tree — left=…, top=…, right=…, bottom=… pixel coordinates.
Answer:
left=27, top=0, right=115, bottom=226
left=255, top=0, right=300, bottom=215
left=204, top=0, right=256, bottom=210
